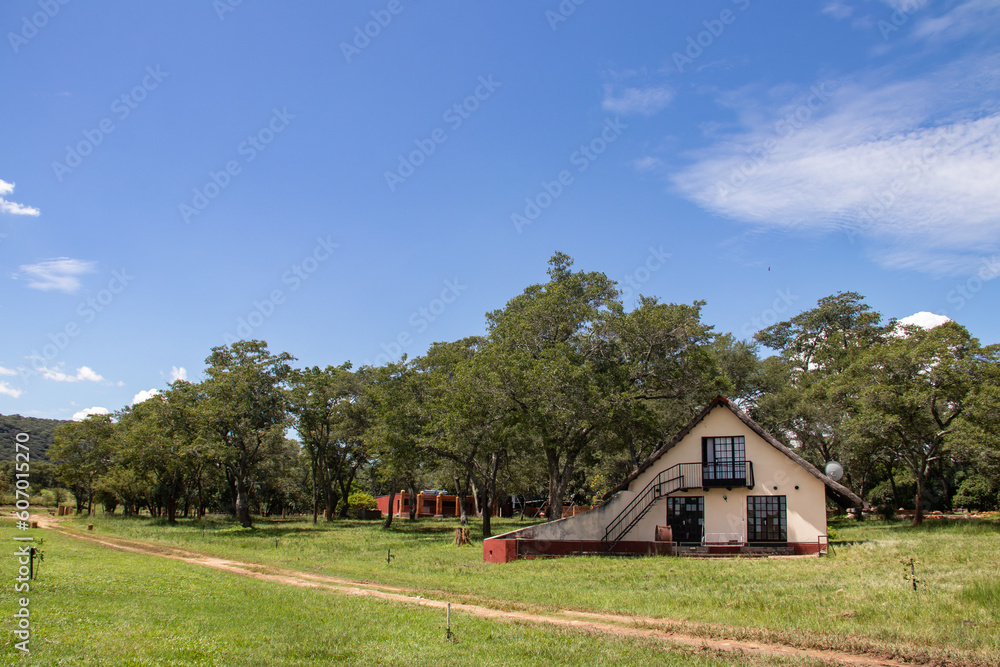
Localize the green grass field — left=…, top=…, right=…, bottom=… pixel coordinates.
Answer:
left=2, top=512, right=998, bottom=666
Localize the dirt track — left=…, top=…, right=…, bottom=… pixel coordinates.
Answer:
left=38, top=517, right=928, bottom=667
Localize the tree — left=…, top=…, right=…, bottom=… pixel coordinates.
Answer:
left=482, top=253, right=622, bottom=520
left=607, top=297, right=726, bottom=469
left=289, top=363, right=367, bottom=522
left=419, top=337, right=512, bottom=536
left=50, top=414, right=115, bottom=514
left=201, top=340, right=294, bottom=528
left=361, top=360, right=428, bottom=528
left=754, top=292, right=887, bottom=495
left=115, top=384, right=208, bottom=523
left=838, top=321, right=998, bottom=524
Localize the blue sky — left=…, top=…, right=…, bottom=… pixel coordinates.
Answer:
left=1, top=0, right=998, bottom=420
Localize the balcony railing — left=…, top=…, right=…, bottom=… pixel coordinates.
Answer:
left=701, top=461, right=754, bottom=488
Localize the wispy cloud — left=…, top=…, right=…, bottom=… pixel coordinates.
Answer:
left=72, top=406, right=109, bottom=421
left=169, top=366, right=187, bottom=382
left=911, top=0, right=1000, bottom=42
left=14, top=258, right=96, bottom=293
left=631, top=156, right=664, bottom=173
left=822, top=2, right=853, bottom=20
left=0, top=179, right=40, bottom=217
left=0, top=366, right=17, bottom=377
left=0, top=382, right=22, bottom=399
left=40, top=365, right=105, bottom=383
left=602, top=85, right=674, bottom=116
left=671, top=54, right=1000, bottom=275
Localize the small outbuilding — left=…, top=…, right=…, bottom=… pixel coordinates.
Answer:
left=484, top=396, right=862, bottom=563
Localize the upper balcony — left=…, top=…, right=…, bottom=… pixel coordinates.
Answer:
left=685, top=461, right=755, bottom=489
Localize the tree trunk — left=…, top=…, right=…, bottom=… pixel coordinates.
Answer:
left=311, top=451, right=319, bottom=524
left=913, top=472, right=925, bottom=526
left=382, top=486, right=396, bottom=529
left=235, top=477, right=253, bottom=528
left=337, top=466, right=358, bottom=519
left=454, top=473, right=468, bottom=527
left=482, top=452, right=501, bottom=539
left=408, top=480, right=418, bottom=520
left=324, top=481, right=336, bottom=521
left=545, top=448, right=573, bottom=522
left=166, top=494, right=178, bottom=524
left=470, top=478, right=481, bottom=517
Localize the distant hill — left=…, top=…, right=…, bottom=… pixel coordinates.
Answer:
left=0, top=414, right=68, bottom=461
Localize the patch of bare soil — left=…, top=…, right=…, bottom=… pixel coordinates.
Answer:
left=37, top=519, right=956, bottom=667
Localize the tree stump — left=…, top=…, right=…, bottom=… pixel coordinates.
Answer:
left=454, top=527, right=470, bottom=546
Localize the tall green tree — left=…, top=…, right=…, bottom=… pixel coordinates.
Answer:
left=201, top=340, right=294, bottom=528
left=419, top=337, right=513, bottom=535
left=754, top=292, right=887, bottom=494
left=361, top=360, right=428, bottom=528
left=289, top=363, right=367, bottom=522
left=838, top=321, right=999, bottom=524
left=483, top=253, right=621, bottom=520
left=50, top=414, right=115, bottom=514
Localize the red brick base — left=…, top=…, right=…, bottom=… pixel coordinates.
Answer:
left=483, top=539, right=823, bottom=562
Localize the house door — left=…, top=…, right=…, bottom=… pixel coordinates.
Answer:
left=666, top=496, right=704, bottom=544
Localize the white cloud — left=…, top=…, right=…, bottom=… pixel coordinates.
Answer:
left=169, top=366, right=188, bottom=382
left=632, top=156, right=664, bottom=173
left=40, top=365, right=106, bottom=383
left=0, top=382, right=22, bottom=399
left=822, top=2, right=853, bottom=19
left=671, top=55, right=1000, bottom=274
left=911, top=0, right=1000, bottom=42
left=72, top=406, right=109, bottom=421
left=15, top=257, right=96, bottom=293
left=898, top=311, right=951, bottom=329
left=0, top=366, right=17, bottom=376
left=132, top=388, right=160, bottom=404
left=602, top=85, right=674, bottom=116
left=0, top=179, right=40, bottom=217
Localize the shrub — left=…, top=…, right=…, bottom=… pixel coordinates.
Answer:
left=952, top=476, right=998, bottom=512
left=347, top=492, right=378, bottom=513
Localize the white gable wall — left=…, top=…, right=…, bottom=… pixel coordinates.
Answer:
left=487, top=404, right=830, bottom=548
left=621, top=407, right=827, bottom=545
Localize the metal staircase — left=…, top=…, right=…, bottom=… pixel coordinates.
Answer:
left=601, top=463, right=703, bottom=552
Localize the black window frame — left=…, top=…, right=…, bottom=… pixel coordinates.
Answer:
left=702, top=436, right=747, bottom=483
left=747, top=495, right=787, bottom=543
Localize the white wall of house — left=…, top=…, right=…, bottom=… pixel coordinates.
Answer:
left=491, top=405, right=829, bottom=546
left=622, top=408, right=827, bottom=545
